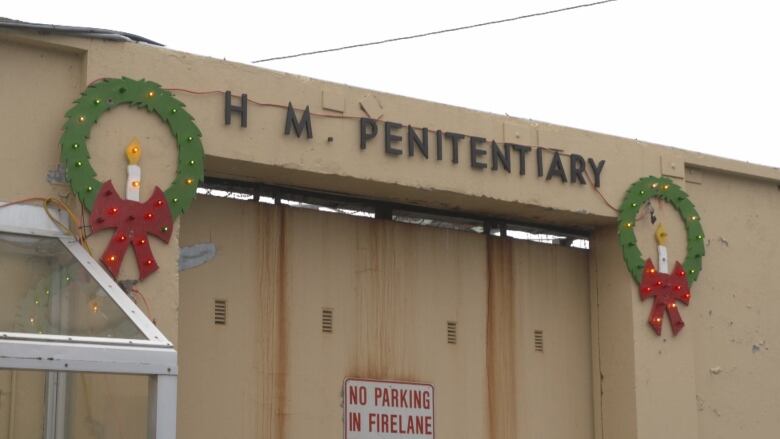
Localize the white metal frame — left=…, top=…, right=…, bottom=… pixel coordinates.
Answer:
left=0, top=202, right=178, bottom=439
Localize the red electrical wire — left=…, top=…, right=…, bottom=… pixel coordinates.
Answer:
left=86, top=79, right=623, bottom=214
left=130, top=287, right=155, bottom=324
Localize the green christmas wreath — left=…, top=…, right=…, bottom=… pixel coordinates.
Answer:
left=617, top=176, right=705, bottom=284
left=59, top=77, right=204, bottom=218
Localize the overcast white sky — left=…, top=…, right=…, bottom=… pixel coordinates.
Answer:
left=6, top=0, right=780, bottom=168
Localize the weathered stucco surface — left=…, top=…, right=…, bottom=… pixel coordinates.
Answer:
left=1, top=27, right=780, bottom=439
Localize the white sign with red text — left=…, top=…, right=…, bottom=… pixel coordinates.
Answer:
left=344, top=378, right=435, bottom=439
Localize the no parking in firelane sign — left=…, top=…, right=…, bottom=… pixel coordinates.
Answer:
left=344, top=378, right=434, bottom=439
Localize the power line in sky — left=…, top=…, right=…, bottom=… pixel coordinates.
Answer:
left=252, top=0, right=618, bottom=63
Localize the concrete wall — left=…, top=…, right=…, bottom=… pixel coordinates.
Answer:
left=687, top=171, right=780, bottom=438
left=1, top=26, right=779, bottom=439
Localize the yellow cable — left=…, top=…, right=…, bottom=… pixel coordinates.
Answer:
left=0, top=196, right=93, bottom=255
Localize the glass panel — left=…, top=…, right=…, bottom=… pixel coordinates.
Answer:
left=0, top=369, right=46, bottom=438
left=66, top=373, right=149, bottom=439
left=0, top=370, right=148, bottom=439
left=0, top=232, right=145, bottom=339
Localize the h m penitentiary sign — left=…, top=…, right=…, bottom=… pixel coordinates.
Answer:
left=344, top=378, right=434, bottom=439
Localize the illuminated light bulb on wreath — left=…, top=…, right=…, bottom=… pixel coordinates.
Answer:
left=90, top=301, right=99, bottom=313
left=138, top=239, right=147, bottom=246
left=45, top=289, right=50, bottom=295
left=94, top=98, right=101, bottom=105
left=663, top=184, right=670, bottom=190
left=691, top=216, right=698, bottom=221
left=625, top=222, right=633, bottom=229
left=186, top=178, right=194, bottom=185
left=78, top=115, right=86, bottom=123
left=147, top=91, right=156, bottom=98
left=145, top=212, right=154, bottom=220
left=117, top=234, right=127, bottom=242
left=72, top=143, right=80, bottom=149
left=651, top=182, right=659, bottom=189
left=170, top=108, right=177, bottom=114
left=155, top=200, right=163, bottom=207
left=107, top=255, right=117, bottom=263
left=108, top=207, right=119, bottom=215
left=161, top=225, right=169, bottom=233
left=188, top=160, right=196, bottom=166
left=29, top=316, right=35, bottom=324
left=34, top=298, right=40, bottom=305
left=186, top=136, right=193, bottom=142
left=683, top=292, right=691, bottom=300
left=131, top=180, right=140, bottom=188
left=172, top=197, right=179, bottom=203
left=145, top=259, right=153, bottom=266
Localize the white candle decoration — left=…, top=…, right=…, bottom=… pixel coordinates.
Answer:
left=125, top=138, right=142, bottom=201
left=656, top=223, right=669, bottom=274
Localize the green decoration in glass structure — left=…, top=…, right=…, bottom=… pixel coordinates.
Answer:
left=617, top=176, right=705, bottom=284
left=59, top=77, right=204, bottom=218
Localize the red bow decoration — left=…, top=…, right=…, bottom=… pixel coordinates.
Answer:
left=89, top=181, right=173, bottom=280
left=639, top=259, right=691, bottom=336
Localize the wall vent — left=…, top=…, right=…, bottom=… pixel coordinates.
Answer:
left=214, top=299, right=227, bottom=325
left=447, top=321, right=457, bottom=344
left=534, top=330, right=544, bottom=352
left=322, top=308, right=334, bottom=333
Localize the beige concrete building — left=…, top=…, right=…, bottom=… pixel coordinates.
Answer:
left=0, top=19, right=779, bottom=439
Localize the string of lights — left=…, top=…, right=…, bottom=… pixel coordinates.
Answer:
left=252, top=0, right=619, bottom=63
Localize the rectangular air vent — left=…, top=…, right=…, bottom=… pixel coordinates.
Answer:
left=447, top=321, right=457, bottom=344
left=214, top=299, right=227, bottom=325
left=322, top=308, right=333, bottom=333
left=534, top=330, right=544, bottom=352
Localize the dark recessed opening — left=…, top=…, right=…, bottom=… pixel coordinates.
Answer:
left=214, top=299, right=227, bottom=325
left=534, top=330, right=544, bottom=352
left=447, top=321, right=457, bottom=344
left=322, top=308, right=334, bottom=333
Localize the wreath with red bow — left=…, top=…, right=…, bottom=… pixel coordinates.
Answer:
left=617, top=176, right=705, bottom=335
left=59, top=77, right=204, bottom=280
